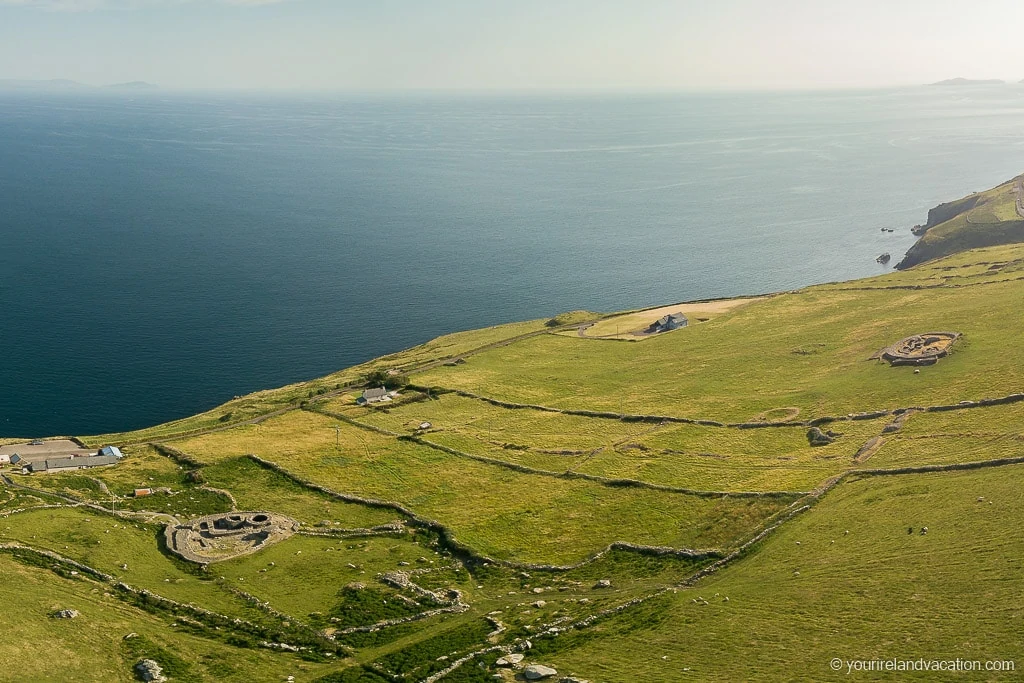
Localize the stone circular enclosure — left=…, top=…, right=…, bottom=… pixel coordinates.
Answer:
left=164, top=511, right=299, bottom=564
left=882, top=332, right=961, bottom=366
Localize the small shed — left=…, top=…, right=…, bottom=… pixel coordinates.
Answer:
left=100, top=445, right=125, bottom=459
left=9, top=454, right=22, bottom=465
left=0, top=454, right=10, bottom=465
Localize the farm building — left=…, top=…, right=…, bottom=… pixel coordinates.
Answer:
left=647, top=313, right=688, bottom=334
left=358, top=387, right=391, bottom=405
left=0, top=454, right=9, bottom=465
left=29, top=455, right=120, bottom=473
left=9, top=454, right=22, bottom=465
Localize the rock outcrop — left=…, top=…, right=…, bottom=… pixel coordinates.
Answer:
left=524, top=664, right=559, bottom=680
left=51, top=609, right=79, bottom=619
left=807, top=427, right=838, bottom=446
left=134, top=659, right=167, bottom=683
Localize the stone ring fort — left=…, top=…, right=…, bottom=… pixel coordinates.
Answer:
left=881, top=331, right=961, bottom=366
left=165, top=511, right=299, bottom=564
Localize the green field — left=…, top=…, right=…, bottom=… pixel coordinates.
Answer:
left=544, top=465, right=1024, bottom=681
left=5, top=208, right=1024, bottom=680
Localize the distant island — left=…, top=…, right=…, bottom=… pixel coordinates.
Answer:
left=106, top=81, right=159, bottom=90
left=0, top=78, right=157, bottom=91
left=928, top=77, right=1005, bottom=86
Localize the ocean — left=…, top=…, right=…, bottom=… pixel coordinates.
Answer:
left=2, top=86, right=1023, bottom=437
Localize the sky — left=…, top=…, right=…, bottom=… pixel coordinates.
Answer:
left=1, top=0, right=1024, bottom=90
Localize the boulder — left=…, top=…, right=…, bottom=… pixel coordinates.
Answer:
left=593, top=579, right=612, bottom=589
left=806, top=427, right=836, bottom=446
left=560, top=678, right=590, bottom=683
left=495, top=653, right=524, bottom=666
left=524, top=664, right=558, bottom=680
left=52, top=609, right=80, bottom=619
left=134, top=659, right=167, bottom=683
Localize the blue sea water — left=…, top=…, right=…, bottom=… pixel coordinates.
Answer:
left=2, top=87, right=1024, bottom=437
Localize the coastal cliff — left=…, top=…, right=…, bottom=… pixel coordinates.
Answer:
left=896, top=175, right=1024, bottom=269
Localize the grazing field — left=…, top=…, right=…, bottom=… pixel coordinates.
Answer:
left=5, top=230, right=1024, bottom=680
left=175, top=411, right=796, bottom=564
left=868, top=403, right=1024, bottom=470
left=0, top=554, right=310, bottom=683
left=413, top=256, right=1024, bottom=424
left=543, top=466, right=1024, bottom=681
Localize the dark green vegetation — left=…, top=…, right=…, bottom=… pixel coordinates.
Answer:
left=4, top=185, right=1024, bottom=679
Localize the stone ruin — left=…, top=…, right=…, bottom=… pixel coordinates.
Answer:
left=164, top=511, right=299, bottom=564
left=881, top=332, right=960, bottom=367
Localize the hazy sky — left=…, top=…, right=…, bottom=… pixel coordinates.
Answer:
left=2, top=0, right=1023, bottom=90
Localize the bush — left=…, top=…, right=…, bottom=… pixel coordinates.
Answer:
left=364, top=369, right=408, bottom=390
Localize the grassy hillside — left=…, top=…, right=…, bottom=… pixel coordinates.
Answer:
left=3, top=235, right=1024, bottom=678
left=546, top=466, right=1024, bottom=681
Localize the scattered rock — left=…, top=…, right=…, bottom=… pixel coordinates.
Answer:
left=806, top=427, right=837, bottom=446
left=593, top=579, right=612, bottom=589
left=51, top=609, right=79, bottom=619
left=516, top=640, right=533, bottom=652
left=560, top=677, right=590, bottom=683
left=495, top=653, right=525, bottom=666
left=524, top=664, right=558, bottom=680
left=532, top=587, right=545, bottom=594
left=134, top=659, right=167, bottom=683
left=532, top=600, right=546, bottom=608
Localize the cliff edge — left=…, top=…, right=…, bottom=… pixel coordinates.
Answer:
left=896, top=175, right=1024, bottom=269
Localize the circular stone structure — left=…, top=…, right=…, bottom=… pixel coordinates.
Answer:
left=164, top=511, right=299, bottom=564
left=882, top=332, right=961, bottom=366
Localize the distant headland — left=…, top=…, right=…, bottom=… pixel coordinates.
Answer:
left=0, top=79, right=157, bottom=91
left=927, top=77, right=1005, bottom=86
